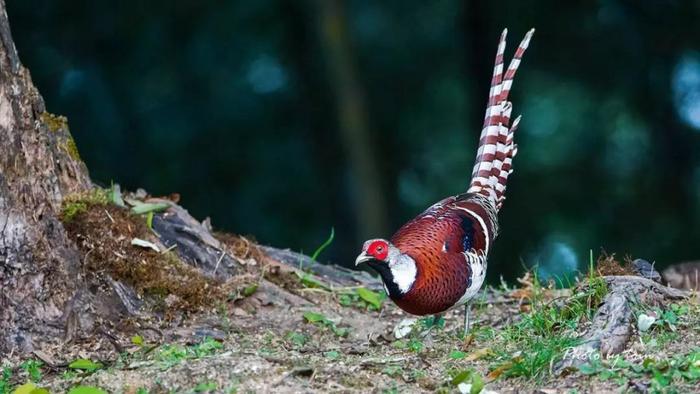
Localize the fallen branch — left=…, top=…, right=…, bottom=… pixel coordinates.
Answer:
left=260, top=246, right=382, bottom=290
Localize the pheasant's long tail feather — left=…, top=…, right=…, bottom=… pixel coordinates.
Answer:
left=468, top=28, right=534, bottom=211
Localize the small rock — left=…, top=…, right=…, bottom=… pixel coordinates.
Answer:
left=393, top=318, right=417, bottom=339
left=233, top=307, right=249, bottom=317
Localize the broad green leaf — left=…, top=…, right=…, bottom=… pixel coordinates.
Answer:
left=242, top=284, right=258, bottom=297
left=67, top=386, right=107, bottom=394
left=286, top=332, right=308, bottom=347
left=324, top=350, right=340, bottom=360
left=303, top=312, right=327, bottom=323
left=652, top=370, right=670, bottom=387
left=12, top=382, right=36, bottom=394
left=451, top=370, right=471, bottom=385
left=356, top=287, right=382, bottom=309
left=131, top=335, right=144, bottom=346
left=470, top=373, right=484, bottom=394
left=146, top=211, right=154, bottom=229
left=408, top=339, right=423, bottom=353
left=109, top=183, right=126, bottom=207
left=130, top=202, right=169, bottom=215
left=449, top=350, right=466, bottom=360
left=331, top=326, right=349, bottom=338
left=296, top=272, right=331, bottom=290
left=68, top=359, right=102, bottom=372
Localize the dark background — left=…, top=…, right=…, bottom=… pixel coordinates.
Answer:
left=7, top=0, right=700, bottom=283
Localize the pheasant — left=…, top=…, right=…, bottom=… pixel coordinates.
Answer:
left=355, top=28, right=534, bottom=334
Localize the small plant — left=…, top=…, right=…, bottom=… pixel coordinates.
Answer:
left=324, top=350, right=341, bottom=360
left=68, top=359, right=102, bottom=373
left=61, top=370, right=78, bottom=380
left=408, top=338, right=424, bottom=353
left=193, top=381, right=217, bottom=392
left=449, top=350, right=467, bottom=360
left=285, top=332, right=309, bottom=348
left=20, top=359, right=42, bottom=382
left=191, top=337, right=224, bottom=357
left=67, top=386, right=108, bottom=394
left=483, top=269, right=584, bottom=380
left=131, top=335, right=145, bottom=346
left=338, top=287, right=386, bottom=311
left=579, top=349, right=700, bottom=390
left=450, top=369, right=485, bottom=394
left=382, top=365, right=403, bottom=377
left=296, top=228, right=335, bottom=289
left=0, top=367, right=12, bottom=394
left=153, top=337, right=225, bottom=369
left=419, top=315, right=445, bottom=330
left=310, top=227, right=335, bottom=262
left=302, top=311, right=349, bottom=337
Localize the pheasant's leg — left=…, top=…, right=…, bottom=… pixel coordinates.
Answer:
left=463, top=303, right=471, bottom=338
left=420, top=314, right=443, bottom=338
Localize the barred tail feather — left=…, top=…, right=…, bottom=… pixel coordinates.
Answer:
left=468, top=28, right=534, bottom=211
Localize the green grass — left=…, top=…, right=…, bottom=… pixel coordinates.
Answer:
left=338, top=287, right=387, bottom=311
left=575, top=302, right=700, bottom=391
left=19, top=359, right=43, bottom=382
left=112, top=336, right=226, bottom=371
left=0, top=367, right=11, bottom=394
left=579, top=349, right=700, bottom=392
left=484, top=269, right=608, bottom=381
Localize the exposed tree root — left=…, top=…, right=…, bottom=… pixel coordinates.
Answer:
left=556, top=275, right=689, bottom=373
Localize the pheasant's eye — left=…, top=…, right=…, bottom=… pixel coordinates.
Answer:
left=376, top=246, right=384, bottom=252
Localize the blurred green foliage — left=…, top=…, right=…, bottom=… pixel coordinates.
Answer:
left=7, top=0, right=700, bottom=282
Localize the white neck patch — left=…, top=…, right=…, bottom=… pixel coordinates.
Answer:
left=388, top=254, right=417, bottom=294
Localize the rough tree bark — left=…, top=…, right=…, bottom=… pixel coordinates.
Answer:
left=0, top=0, right=93, bottom=352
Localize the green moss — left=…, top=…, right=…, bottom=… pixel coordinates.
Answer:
left=40, top=112, right=82, bottom=161
left=62, top=135, right=82, bottom=161
left=60, top=189, right=109, bottom=222
left=61, top=201, right=88, bottom=222
left=40, top=112, right=69, bottom=133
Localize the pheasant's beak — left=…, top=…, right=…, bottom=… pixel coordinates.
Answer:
left=355, top=251, right=372, bottom=266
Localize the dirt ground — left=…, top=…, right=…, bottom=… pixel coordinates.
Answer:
left=2, top=263, right=698, bottom=394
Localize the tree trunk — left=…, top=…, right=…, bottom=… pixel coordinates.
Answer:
left=0, top=0, right=92, bottom=352
left=0, top=0, right=379, bottom=356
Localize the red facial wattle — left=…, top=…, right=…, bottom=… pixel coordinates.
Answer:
left=367, top=241, right=389, bottom=261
